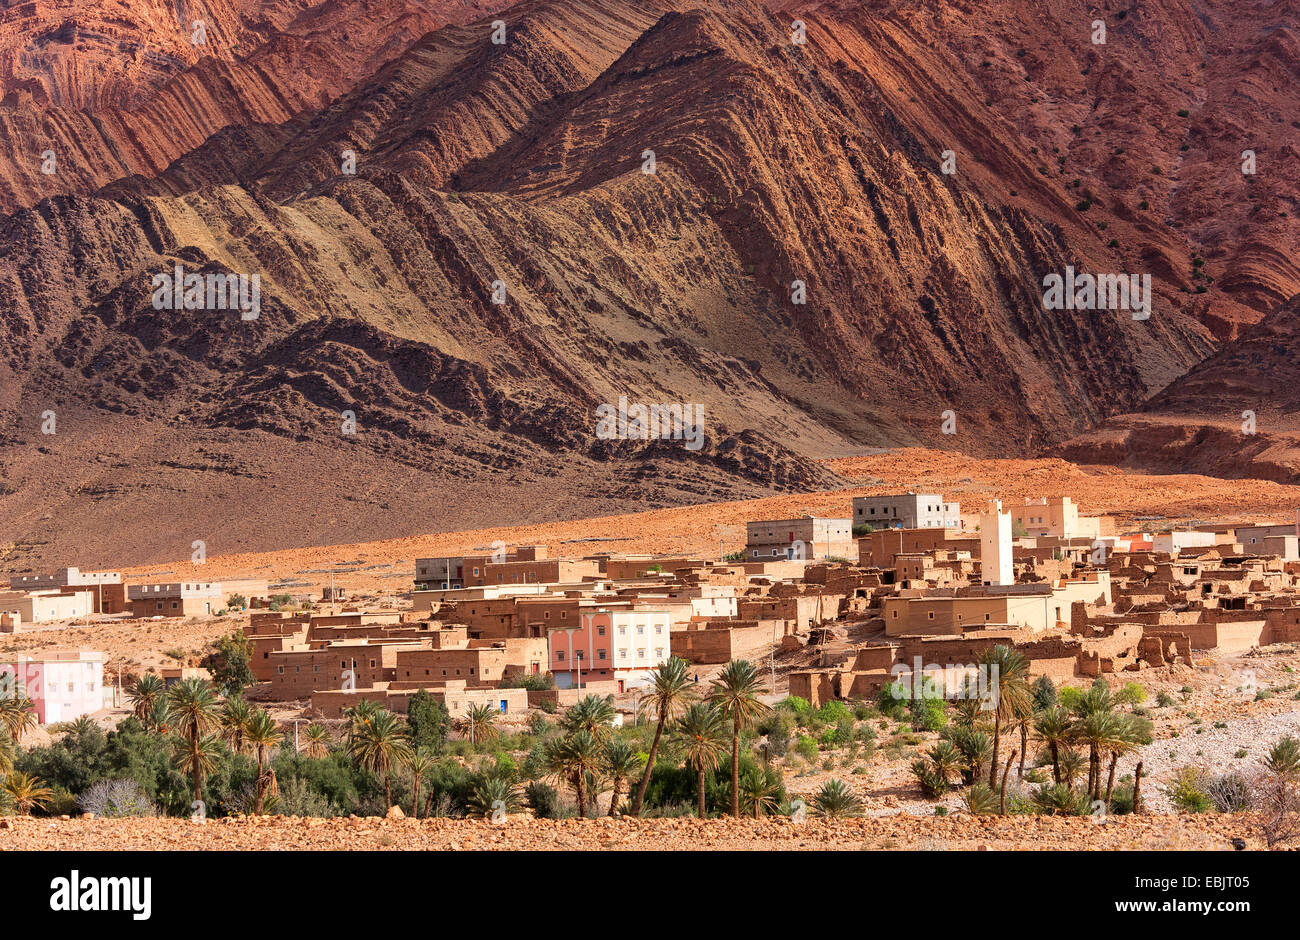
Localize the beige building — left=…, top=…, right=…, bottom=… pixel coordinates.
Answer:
left=745, top=516, right=853, bottom=561
left=1014, top=497, right=1111, bottom=540
left=127, top=582, right=224, bottom=618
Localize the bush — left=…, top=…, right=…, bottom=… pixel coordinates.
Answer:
left=1206, top=773, right=1251, bottom=813
left=794, top=735, right=820, bottom=764
left=500, top=672, right=554, bottom=691
left=818, top=719, right=855, bottom=749
left=876, top=683, right=909, bottom=720
left=77, top=779, right=157, bottom=818
left=1166, top=767, right=1212, bottom=813
left=909, top=695, right=947, bottom=732
left=1033, top=783, right=1090, bottom=816
left=526, top=781, right=563, bottom=819
left=1031, top=675, right=1057, bottom=711
left=910, top=760, right=949, bottom=798
left=1156, top=691, right=1176, bottom=708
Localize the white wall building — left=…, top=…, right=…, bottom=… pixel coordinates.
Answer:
left=979, top=500, right=1014, bottom=586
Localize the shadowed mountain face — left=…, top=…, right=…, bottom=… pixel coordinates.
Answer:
left=0, top=0, right=1292, bottom=567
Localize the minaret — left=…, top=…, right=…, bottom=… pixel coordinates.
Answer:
left=979, top=499, right=1013, bottom=586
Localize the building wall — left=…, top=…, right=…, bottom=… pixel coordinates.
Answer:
left=852, top=494, right=960, bottom=530
left=0, top=656, right=104, bottom=723
left=746, top=518, right=853, bottom=560
left=548, top=609, right=672, bottom=688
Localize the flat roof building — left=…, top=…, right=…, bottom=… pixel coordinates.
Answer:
left=852, top=493, right=960, bottom=530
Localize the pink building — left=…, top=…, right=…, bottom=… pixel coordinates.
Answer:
left=0, top=652, right=105, bottom=723
left=548, top=608, right=671, bottom=692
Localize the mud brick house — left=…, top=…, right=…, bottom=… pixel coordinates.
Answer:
left=8, top=567, right=126, bottom=614
left=879, top=574, right=1111, bottom=637
left=746, top=516, right=853, bottom=561
left=311, top=685, right=530, bottom=719
left=856, top=527, right=976, bottom=569
left=671, top=618, right=795, bottom=665
left=390, top=637, right=547, bottom=689
left=602, top=556, right=712, bottom=579
left=1013, top=497, right=1113, bottom=540
left=267, top=640, right=425, bottom=700
left=0, top=587, right=96, bottom=628
left=128, top=581, right=226, bottom=618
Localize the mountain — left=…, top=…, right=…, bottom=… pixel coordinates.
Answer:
left=1058, top=293, right=1300, bottom=483
left=0, top=0, right=1293, bottom=569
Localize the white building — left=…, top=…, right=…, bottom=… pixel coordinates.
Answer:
left=979, top=500, right=1014, bottom=586
left=1152, top=531, right=1219, bottom=555
left=852, top=493, right=961, bottom=530
left=549, top=608, right=673, bottom=692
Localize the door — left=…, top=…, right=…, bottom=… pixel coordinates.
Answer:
left=499, top=699, right=508, bottom=714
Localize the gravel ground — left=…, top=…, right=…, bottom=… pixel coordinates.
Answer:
left=1137, top=709, right=1300, bottom=812
left=0, top=812, right=1263, bottom=851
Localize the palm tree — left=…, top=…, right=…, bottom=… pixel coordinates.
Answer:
left=0, top=732, right=15, bottom=776
left=1074, top=709, right=1124, bottom=801
left=171, top=734, right=222, bottom=808
left=629, top=657, right=694, bottom=817
left=811, top=779, right=863, bottom=818
left=739, top=766, right=781, bottom=818
left=1103, top=713, right=1152, bottom=808
left=546, top=731, right=603, bottom=818
left=1, top=771, right=53, bottom=815
left=465, top=772, right=523, bottom=818
left=243, top=708, right=280, bottom=814
left=709, top=659, right=771, bottom=817
left=167, top=678, right=221, bottom=802
left=603, top=740, right=641, bottom=817
left=0, top=696, right=38, bottom=743
left=127, top=674, right=165, bottom=727
left=672, top=703, right=728, bottom=819
left=220, top=695, right=252, bottom=754
left=302, top=723, right=331, bottom=759
left=979, top=646, right=1031, bottom=787
left=52, top=715, right=98, bottom=738
left=343, top=699, right=381, bottom=748
left=562, top=694, right=616, bottom=739
left=456, top=703, right=499, bottom=746
left=148, top=696, right=172, bottom=736
left=1058, top=747, right=1087, bottom=788
left=1034, top=707, right=1073, bottom=785
left=405, top=749, right=437, bottom=819
left=348, top=708, right=412, bottom=810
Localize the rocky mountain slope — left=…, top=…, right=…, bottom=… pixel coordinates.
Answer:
left=0, top=0, right=1293, bottom=567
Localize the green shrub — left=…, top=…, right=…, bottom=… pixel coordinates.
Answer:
left=794, top=735, right=819, bottom=763
left=1166, top=767, right=1212, bottom=813
left=526, top=781, right=563, bottom=819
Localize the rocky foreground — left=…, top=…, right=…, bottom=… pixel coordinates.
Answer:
left=0, top=813, right=1264, bottom=851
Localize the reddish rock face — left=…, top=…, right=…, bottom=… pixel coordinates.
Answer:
left=0, top=0, right=1294, bottom=565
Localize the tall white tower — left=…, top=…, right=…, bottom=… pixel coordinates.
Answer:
left=979, top=499, right=1013, bottom=586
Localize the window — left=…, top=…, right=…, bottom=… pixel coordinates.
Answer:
left=556, top=651, right=565, bottom=661
left=597, top=626, right=606, bottom=636
left=637, top=649, right=645, bottom=658
left=927, top=612, right=934, bottom=620
left=597, top=650, right=606, bottom=660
